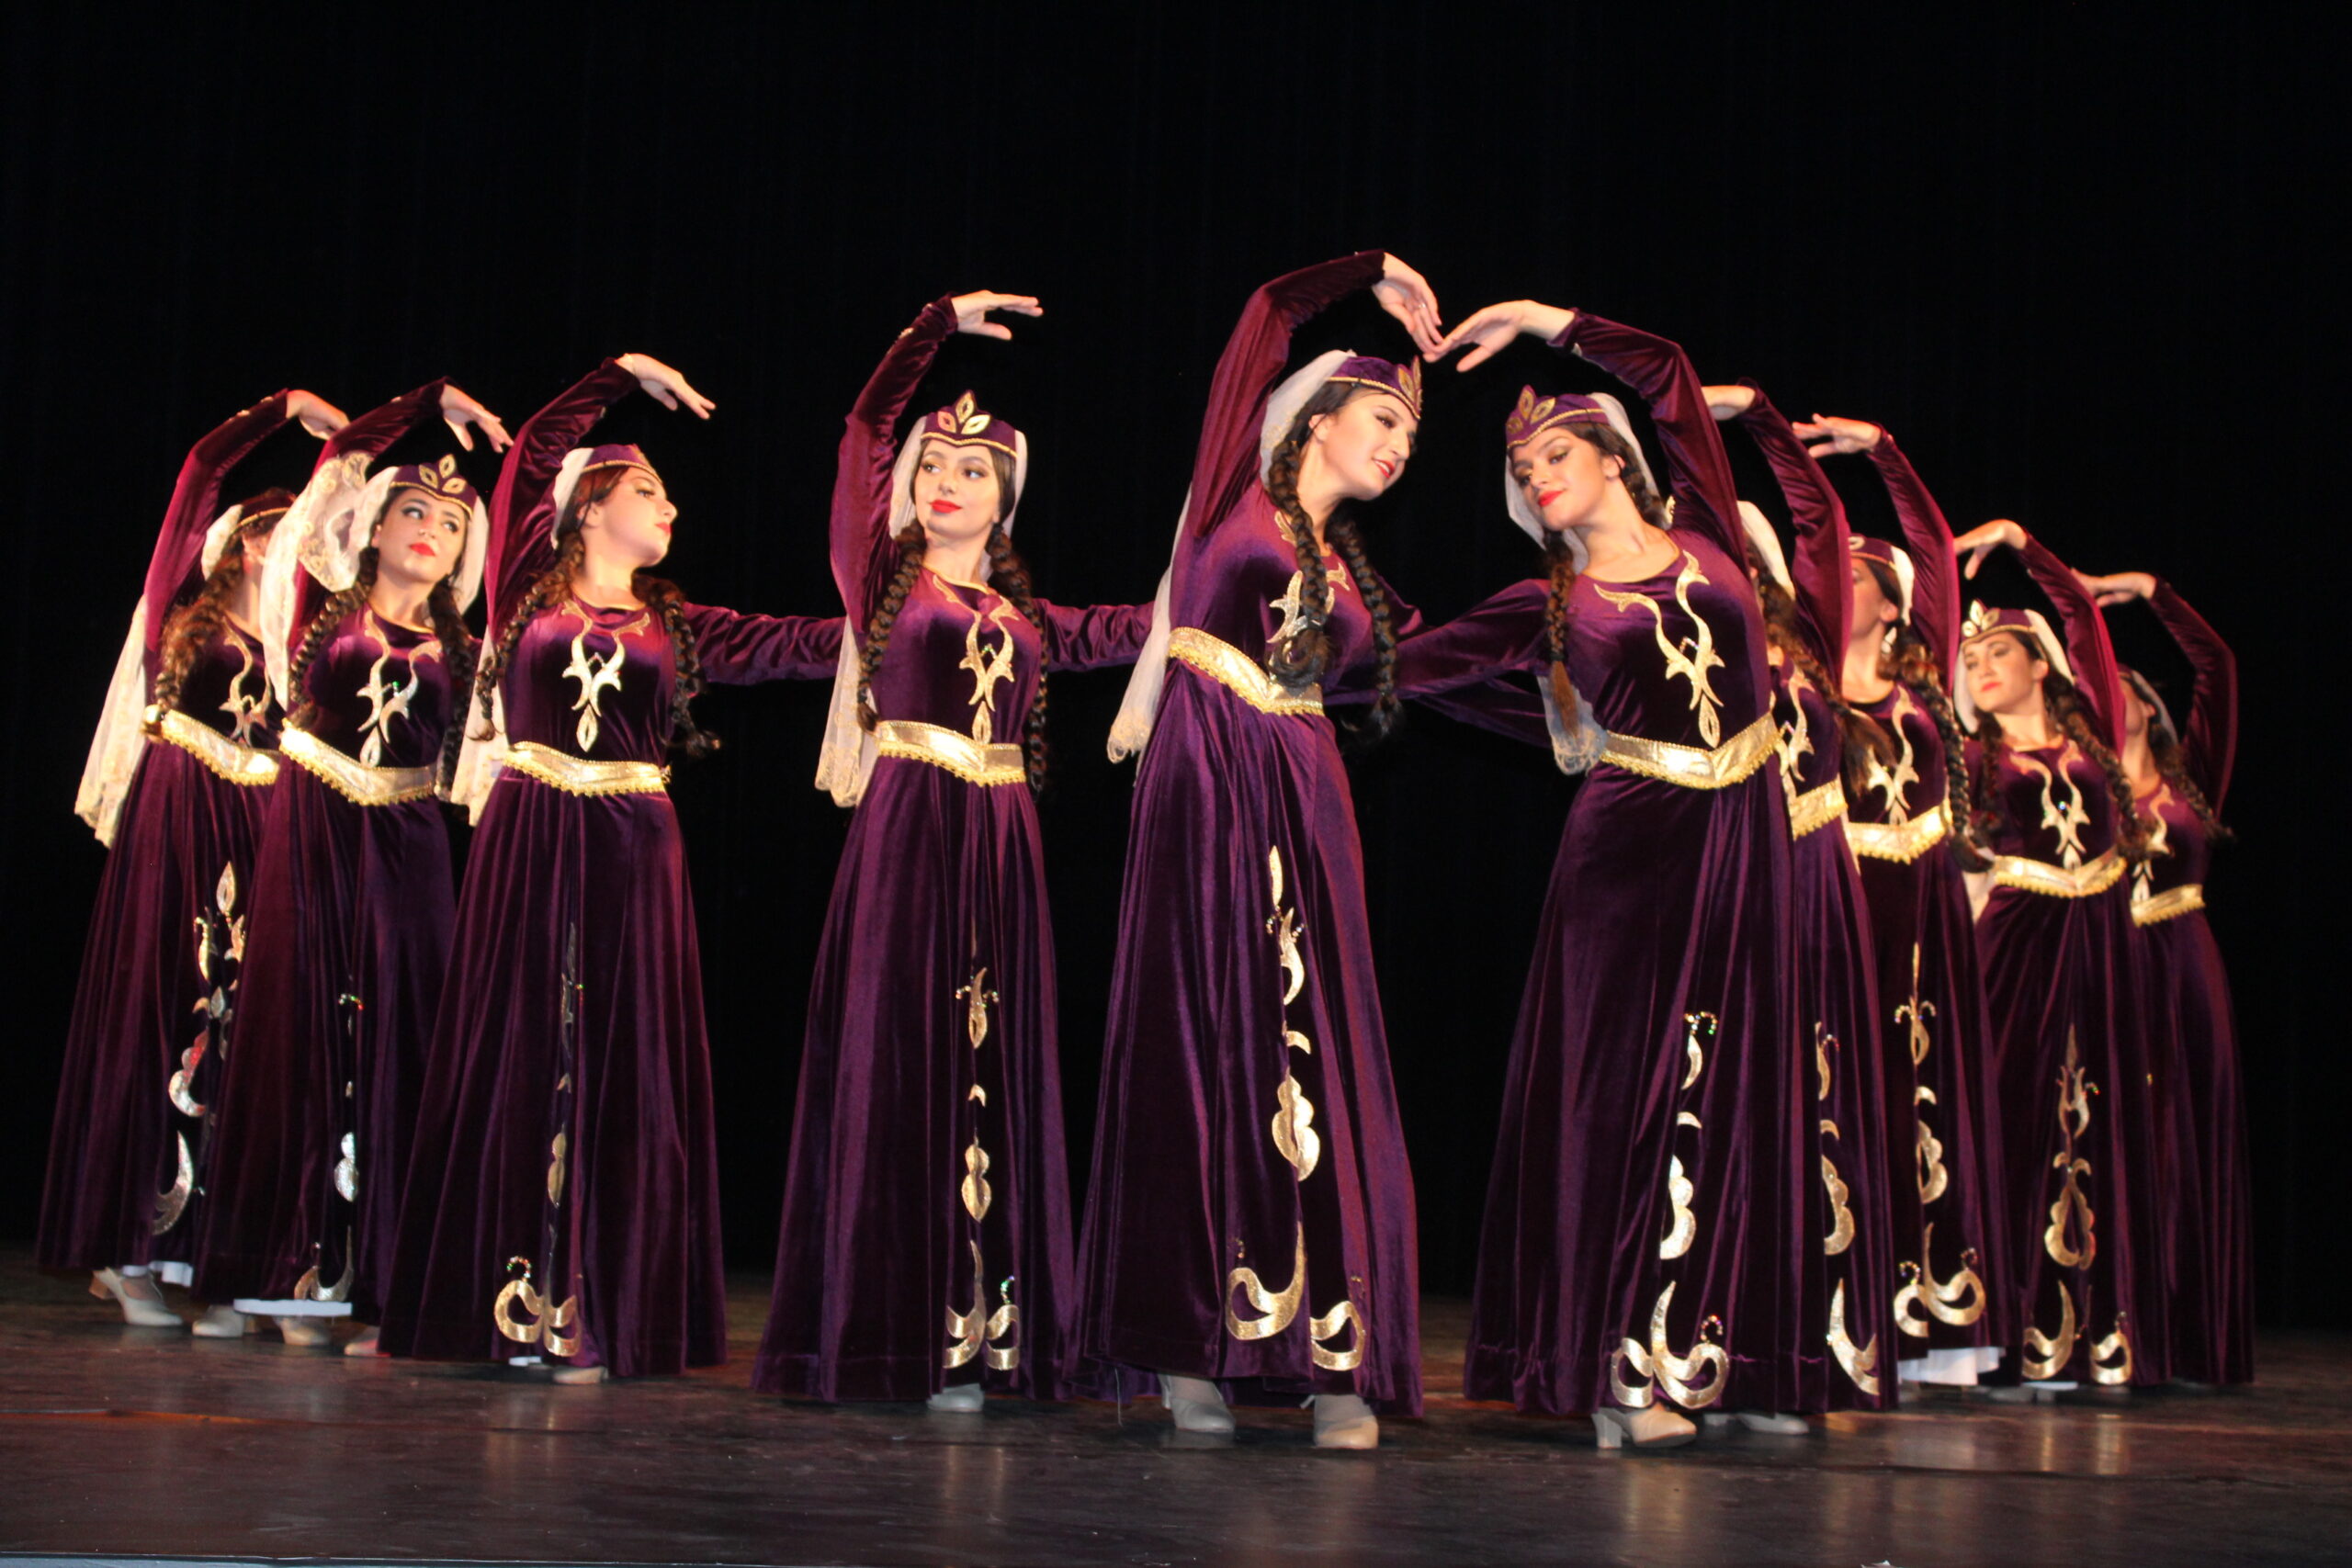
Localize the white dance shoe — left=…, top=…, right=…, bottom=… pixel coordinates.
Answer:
left=344, top=1325, right=383, bottom=1359
left=926, top=1382, right=986, bottom=1413
left=1159, top=1373, right=1236, bottom=1434
left=191, top=1304, right=253, bottom=1338
left=89, top=1269, right=183, bottom=1329
left=1310, top=1393, right=1379, bottom=1450
left=1590, top=1404, right=1698, bottom=1450
left=275, top=1315, right=332, bottom=1348
left=1704, top=1410, right=1812, bottom=1436
left=550, top=1363, right=607, bottom=1385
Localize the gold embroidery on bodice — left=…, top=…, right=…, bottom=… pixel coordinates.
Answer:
left=561, top=604, right=646, bottom=752
left=1592, top=551, right=1725, bottom=748
left=221, top=636, right=269, bottom=747
left=1863, top=686, right=1923, bottom=823
left=2132, top=784, right=2173, bottom=907
left=956, top=596, right=1023, bottom=744
left=2012, top=747, right=2090, bottom=869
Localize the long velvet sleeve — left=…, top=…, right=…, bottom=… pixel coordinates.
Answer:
left=487, top=359, right=641, bottom=644
left=1555, top=312, right=1745, bottom=569
left=835, top=299, right=957, bottom=624
left=139, top=391, right=292, bottom=655
left=1041, top=601, right=1155, bottom=672
left=1734, top=382, right=1850, bottom=671
left=1864, top=433, right=1962, bottom=681
left=2015, top=533, right=2127, bottom=749
left=321, top=379, right=451, bottom=469
left=682, top=604, right=846, bottom=685
left=2147, top=581, right=2238, bottom=810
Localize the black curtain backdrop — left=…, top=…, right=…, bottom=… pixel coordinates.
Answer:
left=5, top=9, right=2338, bottom=1325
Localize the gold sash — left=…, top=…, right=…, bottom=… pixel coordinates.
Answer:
left=2132, top=882, right=2206, bottom=927
left=502, top=740, right=669, bottom=796
left=149, top=707, right=278, bottom=787
left=1600, top=711, right=1778, bottom=790
left=1844, top=801, right=1951, bottom=863
left=1169, top=626, right=1324, bottom=717
left=280, top=725, right=435, bottom=807
left=1990, top=848, right=2124, bottom=898
left=1788, top=777, right=1849, bottom=839
left=873, top=719, right=1026, bottom=786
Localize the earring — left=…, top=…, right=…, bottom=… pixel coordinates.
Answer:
left=1880, top=624, right=1898, bottom=657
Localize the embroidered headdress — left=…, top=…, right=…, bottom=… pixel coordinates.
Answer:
left=1325, top=355, right=1423, bottom=419
left=550, top=443, right=659, bottom=530
left=1849, top=535, right=1917, bottom=624
left=1955, top=600, right=2075, bottom=727
left=1498, top=387, right=1664, bottom=556
left=914, top=390, right=1023, bottom=459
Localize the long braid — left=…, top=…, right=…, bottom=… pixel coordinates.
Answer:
left=2051, top=682, right=2150, bottom=863
left=1261, top=419, right=1334, bottom=689
left=474, top=528, right=585, bottom=739
left=983, top=523, right=1053, bottom=794
left=426, top=576, right=477, bottom=792
left=1542, top=530, right=1581, bottom=719
left=2148, top=728, right=2232, bottom=843
left=149, top=544, right=255, bottom=726
left=634, top=570, right=717, bottom=758
left=287, top=551, right=379, bottom=732
left=1864, top=560, right=1989, bottom=868
left=1755, top=568, right=1894, bottom=798
left=1327, top=513, right=1399, bottom=742
left=857, top=521, right=929, bottom=731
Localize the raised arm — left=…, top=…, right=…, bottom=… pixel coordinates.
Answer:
left=138, top=392, right=295, bottom=652
left=836, top=299, right=956, bottom=620
left=319, top=378, right=510, bottom=470
left=1979, top=527, right=2126, bottom=747
left=681, top=605, right=846, bottom=686
left=2082, top=575, right=2237, bottom=810
left=1728, top=382, right=1849, bottom=670
left=486, top=359, right=648, bottom=641
left=1869, top=433, right=1962, bottom=679
left=1557, top=314, right=1744, bottom=561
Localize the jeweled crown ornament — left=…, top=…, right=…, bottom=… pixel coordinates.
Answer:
left=1328, top=356, right=1423, bottom=419
left=922, top=391, right=1022, bottom=457
left=1505, top=387, right=1612, bottom=447
left=385, top=453, right=481, bottom=513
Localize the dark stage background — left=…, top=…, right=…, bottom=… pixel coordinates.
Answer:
left=5, top=10, right=2339, bottom=1325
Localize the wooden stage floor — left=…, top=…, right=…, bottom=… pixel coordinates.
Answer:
left=1, top=1251, right=2345, bottom=1567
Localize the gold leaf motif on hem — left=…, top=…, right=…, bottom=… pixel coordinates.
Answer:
left=1681, top=1010, right=1714, bottom=1090
left=1609, top=1281, right=1729, bottom=1410
left=2021, top=1280, right=2081, bottom=1382
left=1894, top=1227, right=1989, bottom=1336
left=151, top=1132, right=194, bottom=1235
left=2090, top=1314, right=2133, bottom=1386
left=1814, top=1024, right=1836, bottom=1103
left=956, top=970, right=996, bottom=1050
left=1224, top=1224, right=1306, bottom=1342
left=1272, top=1075, right=1321, bottom=1182
left=334, top=1133, right=358, bottom=1203
left=1822, top=1134, right=1856, bottom=1258
left=1309, top=1299, right=1367, bottom=1372
left=1827, top=1279, right=1882, bottom=1396
left=962, top=1138, right=993, bottom=1221
left=168, top=1042, right=207, bottom=1119
left=1916, top=1092, right=1951, bottom=1206
left=1658, top=1155, right=1697, bottom=1260
left=1895, top=943, right=1936, bottom=1067
left=493, top=1258, right=580, bottom=1357
left=2045, top=1156, right=2097, bottom=1269
left=548, top=1132, right=569, bottom=1208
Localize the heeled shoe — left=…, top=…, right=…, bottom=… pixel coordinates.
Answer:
left=1310, top=1393, right=1379, bottom=1450
left=344, top=1325, right=383, bottom=1359
left=550, top=1364, right=606, bottom=1385
left=191, top=1304, right=253, bottom=1339
left=925, top=1382, right=986, bottom=1413
left=1590, top=1404, right=1698, bottom=1450
left=1159, top=1373, right=1235, bottom=1434
left=89, top=1269, right=184, bottom=1329
left=275, top=1315, right=332, bottom=1348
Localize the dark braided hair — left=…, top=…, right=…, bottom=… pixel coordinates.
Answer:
left=856, top=519, right=931, bottom=732
left=1260, top=382, right=1401, bottom=743
left=2123, top=667, right=2233, bottom=845
left=1861, top=558, right=1989, bottom=869
left=148, top=498, right=288, bottom=727
left=1541, top=529, right=1580, bottom=720
left=286, top=552, right=379, bottom=731
left=1965, top=637, right=2150, bottom=863
left=1749, top=566, right=1896, bottom=800
left=982, top=523, right=1054, bottom=794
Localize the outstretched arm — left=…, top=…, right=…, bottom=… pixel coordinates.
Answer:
left=1717, top=382, right=1849, bottom=669
left=140, top=391, right=315, bottom=652
left=681, top=605, right=846, bottom=685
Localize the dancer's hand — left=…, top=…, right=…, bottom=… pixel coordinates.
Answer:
left=1793, top=413, right=1882, bottom=457
left=951, top=291, right=1043, bottom=341
left=1373, top=255, right=1446, bottom=358
left=1432, top=300, right=1577, bottom=372
left=616, top=354, right=715, bottom=418
left=2074, top=570, right=2156, bottom=607
left=1702, top=384, right=1757, bottom=421
left=1951, top=518, right=2029, bottom=579
left=287, top=390, right=348, bottom=439
left=439, top=383, right=512, bottom=453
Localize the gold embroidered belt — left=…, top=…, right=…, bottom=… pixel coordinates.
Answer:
left=149, top=706, right=278, bottom=787
left=1788, top=777, right=1849, bottom=839
left=873, top=719, right=1026, bottom=786
left=1599, top=712, right=1777, bottom=790
left=279, top=725, right=435, bottom=807
left=1844, top=801, right=1950, bottom=863
left=1990, top=848, right=2123, bottom=898
left=502, top=740, right=669, bottom=796
left=2132, top=882, right=2206, bottom=927
left=1169, top=626, right=1324, bottom=717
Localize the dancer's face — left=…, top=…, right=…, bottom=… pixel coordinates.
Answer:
left=2120, top=677, right=2154, bottom=744
left=1307, top=389, right=1417, bottom=502
left=372, top=487, right=469, bottom=592
left=581, top=467, right=676, bottom=567
left=911, top=439, right=1003, bottom=552
left=1961, top=631, right=2049, bottom=722
left=237, top=522, right=277, bottom=576
left=1510, top=426, right=1621, bottom=533
left=1849, top=557, right=1900, bottom=644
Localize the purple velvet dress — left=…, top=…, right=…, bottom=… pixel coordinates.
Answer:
left=1390, top=314, right=1812, bottom=1416
left=1078, top=254, right=1427, bottom=1412
left=379, top=363, right=842, bottom=1378
left=40, top=395, right=296, bottom=1279
left=1970, top=538, right=2169, bottom=1386
left=1839, top=434, right=2010, bottom=1380
left=1734, top=389, right=1897, bottom=1410
left=754, top=301, right=1149, bottom=1402
left=2129, top=583, right=2249, bottom=1383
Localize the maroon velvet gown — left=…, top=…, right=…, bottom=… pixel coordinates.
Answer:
left=2128, top=582, right=2249, bottom=1383
left=379, top=363, right=842, bottom=1378
left=195, top=385, right=469, bottom=1324
left=1970, top=538, right=2170, bottom=1386
left=40, top=394, right=296, bottom=1280
left=754, top=300, right=1149, bottom=1402
left=1734, top=388, right=1897, bottom=1410
left=1078, top=254, right=1428, bottom=1412
left=1839, top=434, right=2010, bottom=1381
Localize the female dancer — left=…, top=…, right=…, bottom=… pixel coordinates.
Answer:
left=1710, top=382, right=1898, bottom=1416
left=754, top=291, right=1150, bottom=1410
left=1949, top=519, right=2168, bottom=1390
left=1080, top=252, right=1444, bottom=1449
left=193, top=379, right=508, bottom=1350
left=44, top=388, right=346, bottom=1325
left=1798, top=412, right=2008, bottom=1389
left=2078, top=569, right=2248, bottom=1384
left=380, top=355, right=841, bottom=1382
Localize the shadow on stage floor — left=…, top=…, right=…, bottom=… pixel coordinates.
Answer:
left=0, top=1249, right=2344, bottom=1567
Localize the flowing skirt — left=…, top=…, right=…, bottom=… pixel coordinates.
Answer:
left=1463, top=763, right=1807, bottom=1416
left=1079, top=669, right=1421, bottom=1412
left=379, top=774, right=726, bottom=1377
left=195, top=767, right=453, bottom=1322
left=40, top=741, right=273, bottom=1276
left=1856, top=849, right=2011, bottom=1378
left=1978, top=884, right=2168, bottom=1385
left=754, top=758, right=1076, bottom=1401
